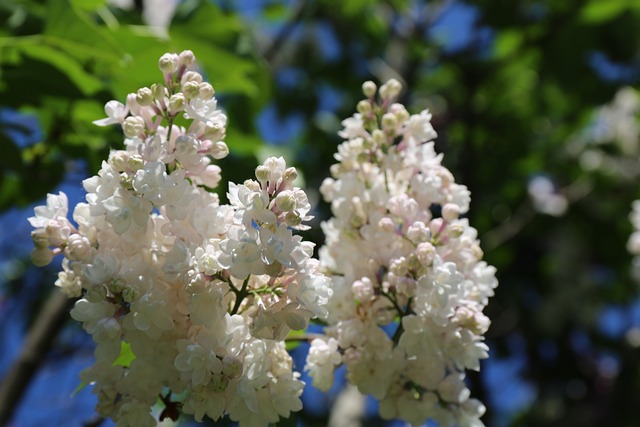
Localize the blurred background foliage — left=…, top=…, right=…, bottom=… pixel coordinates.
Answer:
left=2, top=0, right=640, bottom=426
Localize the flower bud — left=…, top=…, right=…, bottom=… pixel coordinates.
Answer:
left=352, top=277, right=374, bottom=302
left=381, top=113, right=397, bottom=132
left=136, top=87, right=153, bottom=106
left=122, top=116, right=146, bottom=138
left=283, top=167, right=297, bottom=183
left=209, top=140, right=228, bottom=159
left=357, top=100, right=372, bottom=115
left=372, top=129, right=386, bottom=145
left=122, top=286, right=139, bottom=303
left=379, top=78, right=402, bottom=100
left=31, top=228, right=49, bottom=248
left=168, top=93, right=186, bottom=113
left=362, top=81, right=377, bottom=98
left=150, top=83, right=165, bottom=100
left=274, top=191, right=296, bottom=212
left=442, top=203, right=460, bottom=222
left=127, top=155, right=144, bottom=172
left=378, top=217, right=395, bottom=232
left=31, top=247, right=53, bottom=267
left=108, top=278, right=126, bottom=295
left=86, top=285, right=107, bottom=303
left=242, top=180, right=260, bottom=192
left=390, top=103, right=409, bottom=123
left=181, top=81, right=200, bottom=99
left=255, top=165, right=270, bottom=183
left=285, top=211, right=302, bottom=227
left=110, top=151, right=130, bottom=172
left=181, top=71, right=203, bottom=85
left=448, top=223, right=464, bottom=238
left=178, top=50, right=195, bottom=67
left=65, top=234, right=92, bottom=261
left=158, top=53, right=178, bottom=73
left=203, top=122, right=224, bottom=141
left=198, top=82, right=215, bottom=99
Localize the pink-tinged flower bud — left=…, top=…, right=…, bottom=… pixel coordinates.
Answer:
left=198, top=82, right=215, bottom=99
left=136, top=87, right=153, bottom=106
left=158, top=53, right=178, bottom=73
left=179, top=50, right=195, bottom=67
left=122, top=116, right=145, bottom=138
left=362, top=81, right=377, bottom=98
left=442, top=203, right=460, bottom=222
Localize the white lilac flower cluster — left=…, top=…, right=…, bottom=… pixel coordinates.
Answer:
left=29, top=50, right=331, bottom=427
left=306, top=79, right=498, bottom=427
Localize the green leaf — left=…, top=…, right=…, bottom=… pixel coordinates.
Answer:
left=494, top=30, right=524, bottom=59
left=71, top=381, right=88, bottom=396
left=169, top=1, right=263, bottom=98
left=44, top=0, right=121, bottom=58
left=113, top=341, right=136, bottom=367
left=225, top=127, right=264, bottom=157
left=580, top=0, right=640, bottom=24
left=10, top=43, right=103, bottom=95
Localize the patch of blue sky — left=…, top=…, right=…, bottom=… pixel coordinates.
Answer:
left=427, top=1, right=493, bottom=54
left=315, top=82, right=343, bottom=113
left=483, top=335, right=537, bottom=427
left=589, top=51, right=640, bottom=83
left=314, top=20, right=342, bottom=63
left=257, top=102, right=305, bottom=145
left=0, top=108, right=42, bottom=149
left=11, top=348, right=110, bottom=427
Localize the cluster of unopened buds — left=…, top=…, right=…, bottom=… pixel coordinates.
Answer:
left=29, top=50, right=497, bottom=427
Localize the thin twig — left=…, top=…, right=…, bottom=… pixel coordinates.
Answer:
left=263, top=0, right=310, bottom=64
left=0, top=290, right=75, bottom=426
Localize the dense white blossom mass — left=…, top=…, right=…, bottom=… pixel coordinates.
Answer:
left=306, top=79, right=498, bottom=426
left=29, top=51, right=331, bottom=427
left=30, top=50, right=499, bottom=427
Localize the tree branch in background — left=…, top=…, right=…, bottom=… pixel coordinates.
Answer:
left=263, top=0, right=310, bottom=64
left=0, top=290, right=74, bottom=426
